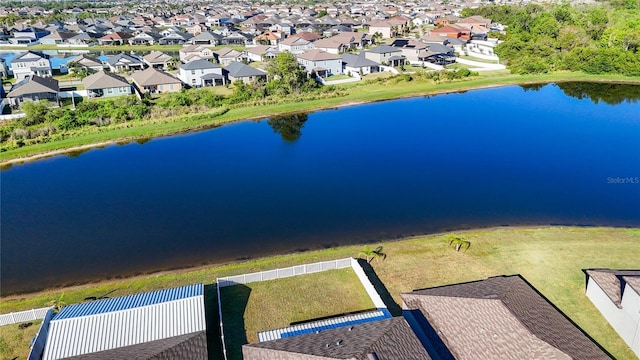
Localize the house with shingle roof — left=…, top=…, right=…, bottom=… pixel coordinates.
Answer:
left=585, top=269, right=640, bottom=358
left=33, top=284, right=207, bottom=360
left=297, top=49, right=342, bottom=77
left=106, top=53, right=145, bottom=73
left=39, top=30, right=77, bottom=45
left=342, top=52, right=380, bottom=75
left=142, top=51, right=173, bottom=70
left=224, top=61, right=266, bottom=84
left=189, top=31, right=222, bottom=45
left=179, top=44, right=215, bottom=63
left=67, top=54, right=104, bottom=73
left=402, top=275, right=611, bottom=360
left=7, top=75, right=58, bottom=107
left=278, top=36, right=315, bottom=54
left=132, top=67, right=182, bottom=94
left=11, top=51, right=52, bottom=82
left=243, top=317, right=433, bottom=360
left=246, top=45, right=280, bottom=63
left=98, top=31, right=133, bottom=45
left=83, top=71, right=131, bottom=98
left=179, top=59, right=225, bottom=87
left=365, top=45, right=405, bottom=67
left=214, top=47, right=247, bottom=66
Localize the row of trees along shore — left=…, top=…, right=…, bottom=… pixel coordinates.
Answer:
left=464, top=1, right=640, bottom=75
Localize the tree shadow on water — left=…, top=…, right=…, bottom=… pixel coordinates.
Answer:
left=217, top=284, right=252, bottom=360
left=266, top=113, right=308, bottom=142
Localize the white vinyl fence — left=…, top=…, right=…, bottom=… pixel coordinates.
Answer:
left=0, top=307, right=52, bottom=326
left=216, top=257, right=389, bottom=360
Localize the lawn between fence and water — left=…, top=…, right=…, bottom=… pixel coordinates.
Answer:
left=0, top=227, right=639, bottom=360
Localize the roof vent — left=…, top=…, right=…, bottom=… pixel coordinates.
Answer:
left=336, top=340, right=343, bottom=345
left=326, top=343, right=330, bottom=348
left=367, top=353, right=380, bottom=360
left=348, top=326, right=353, bottom=331
left=484, top=294, right=499, bottom=299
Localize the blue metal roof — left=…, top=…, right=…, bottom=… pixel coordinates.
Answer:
left=53, top=283, right=203, bottom=320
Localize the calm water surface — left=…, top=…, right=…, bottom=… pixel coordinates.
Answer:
left=2, top=83, right=639, bottom=295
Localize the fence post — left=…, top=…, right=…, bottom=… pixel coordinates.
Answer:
left=11, top=313, right=15, bottom=323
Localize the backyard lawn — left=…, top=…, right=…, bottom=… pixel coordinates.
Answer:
left=1, top=227, right=638, bottom=360
left=219, top=268, right=374, bottom=359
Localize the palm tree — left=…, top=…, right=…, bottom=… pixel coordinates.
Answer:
left=48, top=293, right=67, bottom=312
left=447, top=235, right=471, bottom=252
left=359, top=245, right=387, bottom=263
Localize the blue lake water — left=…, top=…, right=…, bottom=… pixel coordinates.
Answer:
left=1, top=83, right=639, bottom=295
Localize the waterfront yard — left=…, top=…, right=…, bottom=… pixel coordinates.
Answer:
left=219, top=268, right=374, bottom=359
left=1, top=227, right=639, bottom=359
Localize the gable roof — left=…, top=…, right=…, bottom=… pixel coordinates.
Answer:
left=586, top=269, right=640, bottom=307
left=131, top=67, right=181, bottom=86
left=224, top=61, right=266, bottom=78
left=214, top=47, right=242, bottom=58
left=106, top=53, right=143, bottom=66
left=82, top=71, right=129, bottom=90
left=342, top=52, right=379, bottom=68
left=368, top=45, right=401, bottom=54
left=298, top=49, right=341, bottom=61
left=142, top=50, right=172, bottom=64
left=68, top=54, right=102, bottom=67
left=12, top=50, right=49, bottom=63
left=180, top=59, right=221, bottom=70
left=402, top=275, right=611, bottom=360
left=8, top=75, right=58, bottom=97
left=244, top=317, right=432, bottom=360
left=180, top=44, right=210, bottom=54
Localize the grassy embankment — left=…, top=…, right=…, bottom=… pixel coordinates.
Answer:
left=1, top=227, right=639, bottom=360
left=2, top=71, right=639, bottom=165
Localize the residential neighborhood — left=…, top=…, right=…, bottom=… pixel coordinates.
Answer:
left=1, top=0, right=507, bottom=113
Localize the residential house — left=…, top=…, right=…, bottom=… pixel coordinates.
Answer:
left=143, top=51, right=173, bottom=70
left=220, top=31, right=253, bottom=46
left=128, top=31, right=161, bottom=45
left=246, top=45, right=279, bottom=63
left=106, top=53, right=145, bottom=73
left=278, top=36, right=315, bottom=54
left=11, top=51, right=52, bottom=82
left=214, top=47, right=246, bottom=66
left=342, top=52, right=380, bottom=75
left=83, top=71, right=131, bottom=98
left=365, top=45, right=405, bottom=66
left=132, top=67, right=182, bottom=94
left=253, top=30, right=283, bottom=46
left=179, top=59, right=225, bottom=87
left=67, top=54, right=104, bottom=73
left=390, top=38, right=430, bottom=62
left=185, top=23, right=204, bottom=35
left=0, top=58, right=8, bottom=78
left=368, top=17, right=410, bottom=39
left=297, top=49, right=342, bottom=77
left=418, top=43, right=456, bottom=65
left=189, top=31, right=222, bottom=45
left=402, top=275, right=611, bottom=360
left=430, top=24, right=471, bottom=40
left=243, top=317, right=431, bottom=360
left=159, top=31, right=192, bottom=45
left=458, top=15, right=492, bottom=34
left=585, top=269, right=640, bottom=358
left=10, top=27, right=49, bottom=45
left=33, top=284, right=207, bottom=360
left=224, top=61, right=266, bottom=84
left=179, top=44, right=214, bottom=63
left=98, top=31, right=133, bottom=45
left=312, top=37, right=348, bottom=54
left=67, top=32, right=94, bottom=46
left=7, top=75, right=58, bottom=107
left=39, top=31, right=76, bottom=45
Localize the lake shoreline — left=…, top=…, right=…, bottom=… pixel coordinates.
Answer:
left=1, top=224, right=636, bottom=301
left=2, top=73, right=640, bottom=167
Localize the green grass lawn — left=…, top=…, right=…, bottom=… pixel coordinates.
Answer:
left=0, top=227, right=638, bottom=359
left=0, top=320, right=41, bottom=360
left=219, top=268, right=374, bottom=359
left=457, top=54, right=502, bottom=64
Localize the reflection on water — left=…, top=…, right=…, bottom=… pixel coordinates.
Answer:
left=1, top=83, right=639, bottom=295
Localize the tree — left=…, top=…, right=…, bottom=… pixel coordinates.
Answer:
left=447, top=235, right=471, bottom=252
left=20, top=101, right=50, bottom=126
left=266, top=113, right=308, bottom=142
left=359, top=245, right=387, bottom=264
left=48, top=293, right=67, bottom=312
left=265, top=52, right=308, bottom=95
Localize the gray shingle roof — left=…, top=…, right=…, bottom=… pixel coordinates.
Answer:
left=367, top=45, right=400, bottom=54
left=106, top=53, right=143, bottom=66
left=243, top=317, right=432, bottom=360
left=342, top=53, right=379, bottom=68
left=131, top=67, right=181, bottom=87
left=402, top=275, right=612, bottom=360
left=224, top=61, right=266, bottom=78
left=7, top=75, right=58, bottom=97
left=180, top=59, right=220, bottom=70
